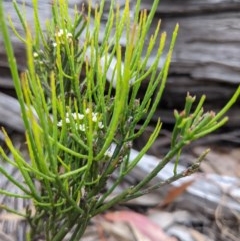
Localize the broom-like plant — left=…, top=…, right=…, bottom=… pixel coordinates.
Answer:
left=0, top=0, right=239, bottom=240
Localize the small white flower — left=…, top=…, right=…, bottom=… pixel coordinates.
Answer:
left=72, top=113, right=84, bottom=120
left=78, top=114, right=85, bottom=120
left=92, top=112, right=98, bottom=122
left=98, top=121, right=104, bottom=129
left=78, top=124, right=86, bottom=132
left=57, top=29, right=64, bottom=37
left=65, top=117, right=70, bottom=123
left=52, top=42, right=57, bottom=47
left=67, top=32, right=73, bottom=39
left=85, top=108, right=90, bottom=114
left=57, top=120, right=63, bottom=127
left=33, top=52, right=38, bottom=58
left=104, top=150, right=112, bottom=158
left=70, top=113, right=76, bottom=119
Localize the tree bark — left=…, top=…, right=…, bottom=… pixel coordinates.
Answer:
left=1, top=0, right=239, bottom=129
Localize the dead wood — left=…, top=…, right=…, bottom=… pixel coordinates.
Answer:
left=0, top=0, right=240, bottom=129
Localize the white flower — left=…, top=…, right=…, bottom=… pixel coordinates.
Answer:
left=33, top=52, right=38, bottom=58
left=56, top=29, right=64, bottom=37
left=57, top=120, right=63, bottom=127
left=65, top=117, right=70, bottom=123
left=67, top=32, right=73, bottom=39
left=72, top=113, right=84, bottom=120
left=98, top=121, right=104, bottom=129
left=52, top=42, right=57, bottom=47
left=78, top=124, right=86, bottom=132
left=92, top=112, right=98, bottom=122
left=104, top=150, right=112, bottom=158
left=85, top=108, right=90, bottom=114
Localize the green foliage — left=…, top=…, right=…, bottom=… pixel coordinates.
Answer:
left=0, top=0, right=239, bottom=240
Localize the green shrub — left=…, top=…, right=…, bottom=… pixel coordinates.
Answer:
left=0, top=0, right=239, bottom=240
